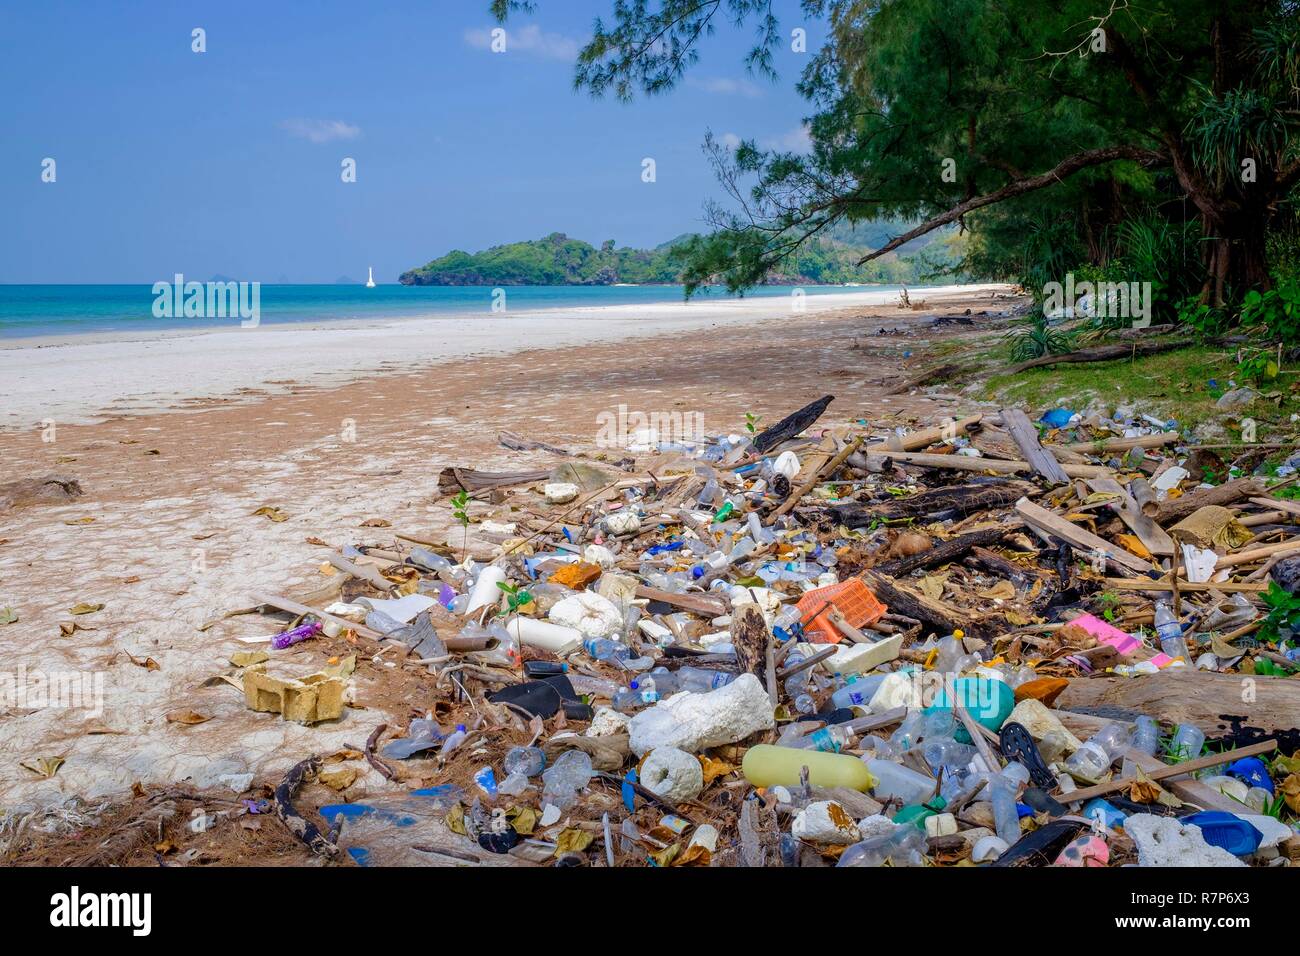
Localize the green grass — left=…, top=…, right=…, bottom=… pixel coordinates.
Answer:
left=977, top=344, right=1300, bottom=440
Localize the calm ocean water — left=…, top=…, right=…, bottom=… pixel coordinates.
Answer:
left=0, top=284, right=894, bottom=339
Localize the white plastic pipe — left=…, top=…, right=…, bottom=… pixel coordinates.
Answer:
left=464, top=565, right=508, bottom=615
left=505, top=617, right=583, bottom=655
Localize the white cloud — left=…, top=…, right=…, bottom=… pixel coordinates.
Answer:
left=688, top=76, right=763, bottom=97
left=763, top=124, right=812, bottom=152
left=279, top=119, right=360, bottom=144
left=718, top=132, right=743, bottom=150
left=463, top=23, right=581, bottom=61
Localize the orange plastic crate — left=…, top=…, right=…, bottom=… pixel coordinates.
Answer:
left=796, top=578, right=887, bottom=644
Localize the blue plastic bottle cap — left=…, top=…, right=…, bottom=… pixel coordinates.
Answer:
left=455, top=724, right=466, bottom=732
left=629, top=681, right=639, bottom=690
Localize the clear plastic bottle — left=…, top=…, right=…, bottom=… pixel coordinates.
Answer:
left=836, top=824, right=928, bottom=867
left=1167, top=723, right=1205, bottom=763
left=1064, top=721, right=1133, bottom=779
left=611, top=686, right=647, bottom=714
left=1132, top=715, right=1160, bottom=755
left=865, top=758, right=935, bottom=804
left=988, top=761, right=1030, bottom=845
left=790, top=724, right=854, bottom=753
left=1154, top=602, right=1191, bottom=664
left=583, top=638, right=635, bottom=662
left=439, top=724, right=468, bottom=757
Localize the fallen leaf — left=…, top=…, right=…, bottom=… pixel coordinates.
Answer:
left=699, top=756, right=736, bottom=786
left=359, top=518, right=391, bottom=528
left=20, top=755, right=65, bottom=778
left=126, top=652, right=160, bottom=671
left=1281, top=773, right=1300, bottom=814
left=554, top=828, right=594, bottom=856
left=445, top=803, right=467, bottom=835
left=918, top=574, right=947, bottom=601
left=324, top=749, right=364, bottom=763
left=318, top=767, right=358, bottom=790
left=252, top=506, right=289, bottom=522
left=229, top=650, right=268, bottom=668
left=165, top=709, right=212, bottom=725
left=63, top=517, right=95, bottom=526
left=977, top=581, right=1016, bottom=601
left=0, top=607, right=17, bottom=626
left=671, top=844, right=712, bottom=866
left=305, top=536, right=330, bottom=547
left=506, top=806, right=537, bottom=835
left=154, top=840, right=178, bottom=854
left=647, top=842, right=680, bottom=867
left=69, top=602, right=104, bottom=615
left=1115, top=534, right=1153, bottom=560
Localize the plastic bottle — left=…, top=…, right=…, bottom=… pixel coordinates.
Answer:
left=1132, top=715, right=1160, bottom=755
left=790, top=725, right=854, bottom=753
left=741, top=744, right=878, bottom=791
left=439, top=724, right=468, bottom=757
left=836, top=824, right=928, bottom=867
left=772, top=606, right=804, bottom=642
left=988, top=762, right=1030, bottom=845
left=1064, top=721, right=1134, bottom=779
left=830, top=675, right=875, bottom=710
left=865, top=758, right=935, bottom=804
left=1167, top=724, right=1206, bottom=763
left=583, top=638, right=635, bottom=663
left=611, top=686, right=647, bottom=714
left=1154, top=601, right=1191, bottom=664
left=658, top=665, right=739, bottom=694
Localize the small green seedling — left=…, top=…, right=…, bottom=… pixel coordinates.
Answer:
left=450, top=490, right=470, bottom=562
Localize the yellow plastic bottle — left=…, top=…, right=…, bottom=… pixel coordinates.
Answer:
left=742, top=744, right=878, bottom=791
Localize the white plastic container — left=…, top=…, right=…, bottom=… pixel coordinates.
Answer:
left=505, top=617, right=583, bottom=655
left=465, top=565, right=508, bottom=615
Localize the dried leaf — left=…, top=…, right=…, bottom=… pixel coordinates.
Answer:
left=699, top=756, right=736, bottom=786
left=165, top=709, right=212, bottom=725
left=918, top=574, right=947, bottom=601
left=445, top=803, right=467, bottom=835
left=359, top=518, right=391, bottom=528
left=671, top=844, right=712, bottom=866
left=506, top=806, right=537, bottom=835
left=126, top=652, right=160, bottom=671
left=229, top=650, right=269, bottom=668
left=20, top=755, right=65, bottom=778
left=318, top=767, right=358, bottom=790
left=977, top=581, right=1016, bottom=601
left=0, top=607, right=17, bottom=626
left=1281, top=773, right=1300, bottom=814
left=252, top=506, right=289, bottom=522
left=63, top=517, right=95, bottom=526
left=69, top=602, right=104, bottom=615
left=1115, top=534, right=1153, bottom=560
left=554, top=828, right=594, bottom=856
left=647, top=842, right=680, bottom=867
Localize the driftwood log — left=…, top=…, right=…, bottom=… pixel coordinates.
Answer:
left=274, top=757, right=340, bottom=859
left=1153, top=477, right=1267, bottom=524
left=875, top=524, right=1021, bottom=577
left=832, top=479, right=1038, bottom=527
left=1007, top=339, right=1192, bottom=374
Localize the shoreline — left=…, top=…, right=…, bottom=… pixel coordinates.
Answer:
left=0, top=284, right=1004, bottom=430
left=0, top=284, right=1015, bottom=811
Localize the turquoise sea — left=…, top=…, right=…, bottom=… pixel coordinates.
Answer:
left=0, top=284, right=899, bottom=339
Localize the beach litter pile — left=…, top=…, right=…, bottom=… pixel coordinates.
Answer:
left=204, top=395, right=1300, bottom=866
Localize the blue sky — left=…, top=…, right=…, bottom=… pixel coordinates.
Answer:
left=1, top=1, right=823, bottom=283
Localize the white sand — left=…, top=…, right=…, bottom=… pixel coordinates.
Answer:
left=0, top=285, right=1003, bottom=430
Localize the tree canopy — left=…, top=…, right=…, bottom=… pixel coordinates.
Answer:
left=494, top=1, right=1300, bottom=313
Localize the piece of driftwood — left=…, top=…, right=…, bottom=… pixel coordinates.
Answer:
left=634, top=585, right=728, bottom=618
left=1251, top=496, right=1300, bottom=518
left=770, top=434, right=864, bottom=521
left=885, top=451, right=1111, bottom=479
left=1101, top=578, right=1269, bottom=593
left=1060, top=739, right=1277, bottom=804
left=876, top=524, right=1020, bottom=577
left=1123, top=750, right=1256, bottom=814
left=965, top=545, right=1046, bottom=590
left=1057, top=670, right=1300, bottom=734
left=751, top=395, right=834, bottom=453
left=275, top=757, right=340, bottom=858
left=1008, top=339, right=1191, bottom=374
left=1064, top=433, right=1181, bottom=454
left=729, top=602, right=771, bottom=680
left=437, top=467, right=551, bottom=495
left=497, top=430, right=573, bottom=456
left=886, top=363, right=961, bottom=396
left=831, top=479, right=1038, bottom=527
left=1014, top=498, right=1153, bottom=574
left=738, top=798, right=784, bottom=867
left=1001, top=407, right=1069, bottom=485
left=861, top=571, right=967, bottom=637
left=1153, top=477, right=1267, bottom=524
left=864, top=415, right=983, bottom=453
left=1086, top=477, right=1175, bottom=557
left=250, top=590, right=383, bottom=640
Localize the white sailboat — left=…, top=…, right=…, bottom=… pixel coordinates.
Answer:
left=365, top=266, right=376, bottom=288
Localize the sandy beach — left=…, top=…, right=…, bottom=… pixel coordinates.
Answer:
left=0, top=284, right=1013, bottom=812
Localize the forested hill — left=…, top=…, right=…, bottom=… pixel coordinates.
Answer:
left=399, top=227, right=957, bottom=286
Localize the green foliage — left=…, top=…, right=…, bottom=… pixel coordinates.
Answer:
left=744, top=412, right=760, bottom=436
left=450, top=490, right=470, bottom=562
left=1240, top=276, right=1300, bottom=346
left=1259, top=581, right=1300, bottom=644
left=1177, top=295, right=1231, bottom=338
left=495, top=581, right=532, bottom=616
left=1003, top=311, right=1073, bottom=362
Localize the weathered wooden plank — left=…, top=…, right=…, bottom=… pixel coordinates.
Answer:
left=1014, top=497, right=1155, bottom=573
left=1001, top=407, right=1069, bottom=485
left=1086, top=477, right=1176, bottom=557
